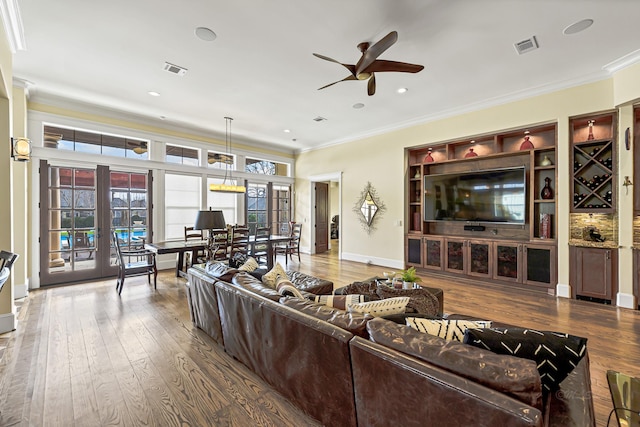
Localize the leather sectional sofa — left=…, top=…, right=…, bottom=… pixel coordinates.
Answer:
left=186, top=263, right=595, bottom=427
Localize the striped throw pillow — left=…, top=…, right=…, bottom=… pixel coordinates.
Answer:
left=314, top=294, right=368, bottom=310
left=347, top=297, right=410, bottom=317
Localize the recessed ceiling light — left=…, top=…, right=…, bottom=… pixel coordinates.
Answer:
left=283, top=129, right=291, bottom=133
left=195, top=26, right=217, bottom=41
left=563, top=19, right=594, bottom=35
left=148, top=91, right=160, bottom=97
left=353, top=103, right=365, bottom=109
left=397, top=88, right=408, bottom=94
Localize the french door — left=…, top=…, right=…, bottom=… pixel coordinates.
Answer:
left=39, top=161, right=152, bottom=286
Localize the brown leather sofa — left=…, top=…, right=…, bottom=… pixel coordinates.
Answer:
left=186, top=265, right=595, bottom=427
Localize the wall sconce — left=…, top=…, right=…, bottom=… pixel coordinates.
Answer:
left=11, top=137, right=31, bottom=161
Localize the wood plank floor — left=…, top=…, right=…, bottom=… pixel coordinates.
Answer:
left=0, top=243, right=637, bottom=426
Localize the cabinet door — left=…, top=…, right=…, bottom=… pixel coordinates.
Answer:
left=493, top=243, right=522, bottom=283
left=574, top=247, right=614, bottom=300
left=523, top=244, right=556, bottom=287
left=635, top=249, right=640, bottom=309
left=444, top=238, right=465, bottom=274
left=405, top=235, right=423, bottom=267
left=423, top=236, right=444, bottom=271
left=467, top=240, right=492, bottom=278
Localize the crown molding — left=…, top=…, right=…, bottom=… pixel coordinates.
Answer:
left=602, top=48, right=640, bottom=74
left=0, top=0, right=25, bottom=53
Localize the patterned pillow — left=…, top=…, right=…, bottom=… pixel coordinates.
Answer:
left=463, top=327, right=588, bottom=393
left=261, top=262, right=288, bottom=289
left=276, top=278, right=304, bottom=298
left=407, top=318, right=492, bottom=341
left=312, top=294, right=369, bottom=310
left=237, top=257, right=259, bottom=272
left=348, top=297, right=410, bottom=317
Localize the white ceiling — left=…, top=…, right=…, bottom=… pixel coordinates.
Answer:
left=10, top=0, right=640, bottom=153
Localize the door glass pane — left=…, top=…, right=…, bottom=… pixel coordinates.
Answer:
left=469, top=243, right=489, bottom=274
left=426, top=239, right=441, bottom=267
left=447, top=241, right=464, bottom=271
left=496, top=245, right=519, bottom=278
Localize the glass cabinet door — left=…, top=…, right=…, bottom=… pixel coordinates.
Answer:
left=468, top=240, right=491, bottom=278
left=424, top=236, right=444, bottom=271
left=494, top=243, right=521, bottom=283
left=445, top=239, right=465, bottom=273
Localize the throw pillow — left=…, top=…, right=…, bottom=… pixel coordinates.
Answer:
left=237, top=257, right=259, bottom=272
left=312, top=294, right=369, bottom=310
left=275, top=278, right=304, bottom=298
left=463, top=327, right=588, bottom=393
left=261, top=262, right=288, bottom=289
left=347, top=297, right=410, bottom=317
left=377, top=285, right=439, bottom=316
left=406, top=317, right=492, bottom=342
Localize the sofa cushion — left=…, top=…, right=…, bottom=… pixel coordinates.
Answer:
left=281, top=297, right=373, bottom=338
left=367, top=318, right=543, bottom=409
left=348, top=297, right=410, bottom=317
left=205, top=260, right=238, bottom=282
left=463, top=327, right=587, bottom=393
left=232, top=272, right=282, bottom=302
left=312, top=294, right=369, bottom=310
left=406, top=317, right=492, bottom=341
left=237, top=257, right=259, bottom=272
left=286, top=270, right=333, bottom=295
left=262, top=262, right=288, bottom=289
left=377, top=285, right=440, bottom=316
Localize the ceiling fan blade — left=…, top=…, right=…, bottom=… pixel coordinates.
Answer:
left=364, top=60, right=424, bottom=74
left=313, top=53, right=356, bottom=75
left=318, top=74, right=358, bottom=90
left=367, top=73, right=376, bottom=96
left=355, top=31, right=398, bottom=76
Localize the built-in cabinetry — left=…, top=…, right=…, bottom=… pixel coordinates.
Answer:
left=570, top=246, right=618, bottom=303
left=406, top=123, right=557, bottom=292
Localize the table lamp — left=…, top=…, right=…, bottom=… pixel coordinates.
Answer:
left=194, top=209, right=226, bottom=261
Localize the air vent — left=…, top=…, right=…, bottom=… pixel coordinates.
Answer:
left=163, top=62, right=188, bottom=76
left=313, top=116, right=327, bottom=122
left=514, top=36, right=539, bottom=55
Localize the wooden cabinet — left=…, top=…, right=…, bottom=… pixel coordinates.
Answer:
left=570, top=246, right=618, bottom=303
left=570, top=112, right=617, bottom=213
left=634, top=106, right=640, bottom=214
left=493, top=242, right=557, bottom=288
left=634, top=249, right=640, bottom=310
left=405, top=234, right=423, bottom=267
left=443, top=238, right=492, bottom=279
left=423, top=236, right=444, bottom=271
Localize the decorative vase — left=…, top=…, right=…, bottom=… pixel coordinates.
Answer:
left=520, top=135, right=534, bottom=150
left=414, top=170, right=420, bottom=179
left=587, top=120, right=595, bottom=140
left=540, top=155, right=553, bottom=166
left=541, top=177, right=554, bottom=200
left=423, top=148, right=435, bottom=163
left=464, top=148, right=478, bottom=158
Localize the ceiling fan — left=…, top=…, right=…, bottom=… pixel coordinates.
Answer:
left=313, top=31, right=424, bottom=96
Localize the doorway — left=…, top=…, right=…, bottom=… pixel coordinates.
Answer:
left=39, top=162, right=152, bottom=286
left=308, top=172, right=341, bottom=258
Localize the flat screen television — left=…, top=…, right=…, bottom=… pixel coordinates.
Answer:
left=423, top=166, right=526, bottom=224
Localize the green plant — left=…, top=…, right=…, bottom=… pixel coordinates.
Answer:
left=400, top=267, right=422, bottom=283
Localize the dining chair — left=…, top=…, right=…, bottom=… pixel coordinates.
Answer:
left=184, top=226, right=205, bottom=267
left=211, top=228, right=230, bottom=261
left=251, top=226, right=271, bottom=266
left=230, top=226, right=250, bottom=260
left=0, top=250, right=18, bottom=293
left=274, top=223, right=302, bottom=266
left=112, top=231, right=157, bottom=295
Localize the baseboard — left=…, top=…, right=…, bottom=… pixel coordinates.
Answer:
left=14, top=279, right=29, bottom=299
left=341, top=252, right=404, bottom=270
left=617, top=292, right=636, bottom=309
left=556, top=283, right=571, bottom=298
left=0, top=312, right=16, bottom=334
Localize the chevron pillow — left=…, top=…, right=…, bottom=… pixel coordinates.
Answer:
left=463, top=327, right=587, bottom=393
left=406, top=318, right=492, bottom=342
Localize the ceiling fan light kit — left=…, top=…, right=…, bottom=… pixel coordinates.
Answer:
left=313, top=30, right=424, bottom=96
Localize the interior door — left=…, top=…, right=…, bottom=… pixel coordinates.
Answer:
left=315, top=182, right=329, bottom=253
left=39, top=162, right=152, bottom=286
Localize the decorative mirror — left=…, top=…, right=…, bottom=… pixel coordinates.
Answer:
left=354, top=182, right=386, bottom=234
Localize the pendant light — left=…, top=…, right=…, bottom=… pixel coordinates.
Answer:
left=209, top=117, right=246, bottom=193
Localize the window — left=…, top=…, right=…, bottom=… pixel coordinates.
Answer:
left=246, top=183, right=268, bottom=234
left=207, top=151, right=235, bottom=170
left=272, top=185, right=291, bottom=235
left=207, top=177, right=238, bottom=226
left=246, top=157, right=289, bottom=176
left=165, top=173, right=201, bottom=240
left=166, top=144, right=199, bottom=166
left=44, top=125, right=148, bottom=159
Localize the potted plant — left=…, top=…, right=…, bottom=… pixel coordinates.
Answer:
left=399, top=267, right=422, bottom=289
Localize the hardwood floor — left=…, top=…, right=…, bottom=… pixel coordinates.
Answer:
left=0, top=244, right=637, bottom=426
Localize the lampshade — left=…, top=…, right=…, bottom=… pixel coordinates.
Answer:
left=194, top=210, right=226, bottom=230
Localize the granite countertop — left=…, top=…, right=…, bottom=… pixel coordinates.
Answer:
left=568, top=239, right=619, bottom=249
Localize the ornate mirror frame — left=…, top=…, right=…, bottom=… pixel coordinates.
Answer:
left=353, top=181, right=386, bottom=234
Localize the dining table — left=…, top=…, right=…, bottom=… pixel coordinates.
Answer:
left=145, top=234, right=293, bottom=278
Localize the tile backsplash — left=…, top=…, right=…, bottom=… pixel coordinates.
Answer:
left=570, top=213, right=618, bottom=243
